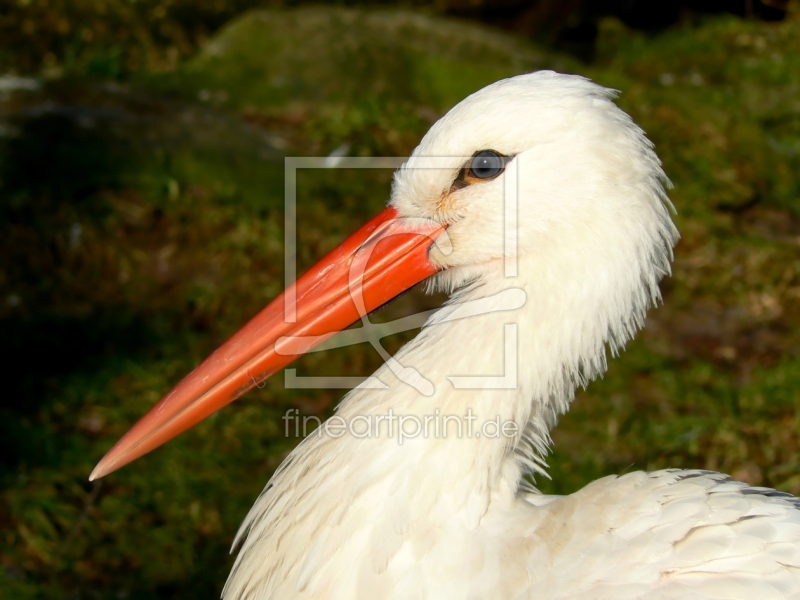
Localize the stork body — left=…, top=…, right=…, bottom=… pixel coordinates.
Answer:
left=93, top=72, right=800, bottom=599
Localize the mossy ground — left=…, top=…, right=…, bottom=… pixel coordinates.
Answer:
left=1, top=6, right=799, bottom=598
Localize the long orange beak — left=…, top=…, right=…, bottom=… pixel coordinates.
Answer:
left=91, top=206, right=446, bottom=480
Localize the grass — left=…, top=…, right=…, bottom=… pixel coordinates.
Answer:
left=1, top=5, right=799, bottom=598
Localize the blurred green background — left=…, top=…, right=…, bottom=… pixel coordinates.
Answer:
left=1, top=1, right=799, bottom=597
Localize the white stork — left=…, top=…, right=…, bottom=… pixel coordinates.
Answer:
left=92, top=71, right=800, bottom=599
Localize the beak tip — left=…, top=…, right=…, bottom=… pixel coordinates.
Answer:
left=90, top=454, right=118, bottom=481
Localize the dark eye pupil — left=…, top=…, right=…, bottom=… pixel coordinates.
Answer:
left=470, top=150, right=503, bottom=179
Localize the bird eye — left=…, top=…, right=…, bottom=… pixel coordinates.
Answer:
left=448, top=150, right=510, bottom=194
left=469, top=150, right=505, bottom=179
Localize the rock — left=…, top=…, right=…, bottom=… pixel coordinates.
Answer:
left=181, top=7, right=565, bottom=113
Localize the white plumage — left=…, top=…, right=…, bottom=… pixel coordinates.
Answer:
left=96, top=71, right=800, bottom=599
left=220, top=72, right=800, bottom=599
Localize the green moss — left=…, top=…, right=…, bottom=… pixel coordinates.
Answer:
left=171, top=8, right=560, bottom=110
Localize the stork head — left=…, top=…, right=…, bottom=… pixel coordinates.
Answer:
left=392, top=71, right=676, bottom=294
left=90, top=71, right=678, bottom=480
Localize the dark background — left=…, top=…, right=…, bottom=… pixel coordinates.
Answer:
left=1, top=1, right=799, bottom=598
